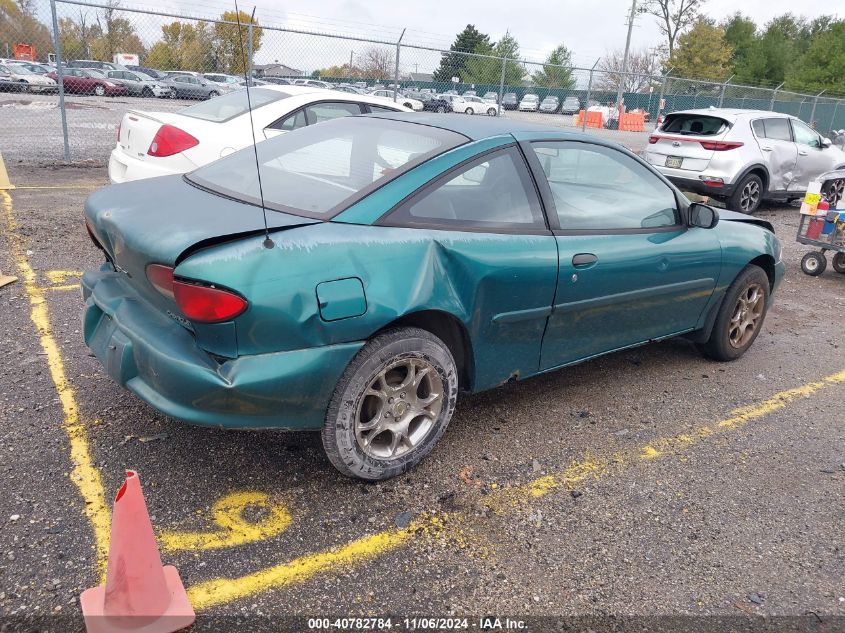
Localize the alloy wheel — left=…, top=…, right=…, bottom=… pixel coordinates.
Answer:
left=739, top=180, right=760, bottom=212
left=354, top=357, right=444, bottom=460
left=728, top=283, right=765, bottom=348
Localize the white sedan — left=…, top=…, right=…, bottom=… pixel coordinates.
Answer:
left=108, top=85, right=412, bottom=183
left=440, top=94, right=499, bottom=116
left=367, top=89, right=424, bottom=111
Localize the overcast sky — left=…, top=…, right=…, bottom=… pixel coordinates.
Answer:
left=51, top=0, right=843, bottom=73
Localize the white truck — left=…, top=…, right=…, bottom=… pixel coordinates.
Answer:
left=113, top=53, right=139, bottom=66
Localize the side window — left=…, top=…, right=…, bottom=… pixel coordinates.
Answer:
left=531, top=141, right=679, bottom=231
left=751, top=119, right=765, bottom=138
left=763, top=118, right=792, bottom=142
left=792, top=120, right=821, bottom=148
left=304, top=102, right=363, bottom=124
left=267, top=109, right=306, bottom=131
left=368, top=104, right=401, bottom=113
left=384, top=147, right=546, bottom=231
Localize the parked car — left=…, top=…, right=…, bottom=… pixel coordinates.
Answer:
left=261, top=77, right=292, bottom=86
left=453, top=94, right=499, bottom=116
left=0, top=66, right=29, bottom=92
left=160, top=74, right=222, bottom=100
left=462, top=90, right=477, bottom=97
left=0, top=63, right=57, bottom=93
left=83, top=113, right=784, bottom=480
left=108, top=85, right=411, bottom=183
left=414, top=92, right=452, bottom=113
left=368, top=89, right=424, bottom=111
left=67, top=59, right=125, bottom=71
left=203, top=73, right=241, bottom=91
left=105, top=69, right=171, bottom=98
left=645, top=109, right=845, bottom=213
left=560, top=96, right=581, bottom=115
left=8, top=61, right=54, bottom=76
left=539, top=96, right=560, bottom=113
left=482, top=91, right=499, bottom=103
left=518, top=94, right=540, bottom=111
left=502, top=92, right=518, bottom=110
left=293, top=79, right=332, bottom=89
left=126, top=65, right=167, bottom=80
left=46, top=67, right=126, bottom=96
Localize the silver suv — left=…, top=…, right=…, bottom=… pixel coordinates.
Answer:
left=646, top=109, right=845, bottom=213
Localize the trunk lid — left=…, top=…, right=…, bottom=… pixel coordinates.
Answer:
left=646, top=113, right=734, bottom=172
left=84, top=175, right=318, bottom=305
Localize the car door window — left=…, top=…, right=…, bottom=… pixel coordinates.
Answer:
left=268, top=109, right=307, bottom=131
left=384, top=147, right=546, bottom=232
left=762, top=118, right=792, bottom=141
left=368, top=104, right=400, bottom=113
left=792, top=120, right=821, bottom=148
left=304, top=102, right=363, bottom=124
left=531, top=141, right=679, bottom=231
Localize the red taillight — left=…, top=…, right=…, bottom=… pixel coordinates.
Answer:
left=147, top=124, right=199, bottom=157
left=146, top=264, right=175, bottom=299
left=172, top=280, right=247, bottom=323
left=699, top=140, right=743, bottom=151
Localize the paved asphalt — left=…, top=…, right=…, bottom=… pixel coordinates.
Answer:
left=1, top=92, right=650, bottom=166
left=0, top=165, right=844, bottom=633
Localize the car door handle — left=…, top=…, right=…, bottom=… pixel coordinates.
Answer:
left=798, top=151, right=808, bottom=156
left=761, top=146, right=773, bottom=152
left=572, top=253, right=598, bottom=267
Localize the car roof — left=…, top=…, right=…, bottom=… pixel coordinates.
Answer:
left=667, top=108, right=793, bottom=119
left=363, top=111, right=600, bottom=142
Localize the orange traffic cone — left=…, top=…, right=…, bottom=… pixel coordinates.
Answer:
left=80, top=471, right=195, bottom=633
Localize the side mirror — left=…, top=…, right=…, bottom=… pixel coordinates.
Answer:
left=822, top=137, right=832, bottom=148
left=689, top=202, right=719, bottom=229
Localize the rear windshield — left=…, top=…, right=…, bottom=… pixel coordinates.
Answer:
left=179, top=88, right=287, bottom=123
left=186, top=116, right=468, bottom=218
left=661, top=114, right=728, bottom=136
left=542, top=97, right=558, bottom=103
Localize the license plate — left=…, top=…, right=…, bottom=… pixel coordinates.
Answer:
left=665, top=156, right=683, bottom=168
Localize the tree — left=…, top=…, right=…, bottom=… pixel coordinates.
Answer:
left=214, top=10, right=263, bottom=74
left=359, top=46, right=392, bottom=80
left=596, top=48, right=662, bottom=92
left=669, top=18, right=732, bottom=80
left=531, top=44, right=575, bottom=88
left=731, top=14, right=802, bottom=86
left=641, top=0, right=706, bottom=56
left=722, top=13, right=756, bottom=68
left=786, top=20, right=845, bottom=94
left=146, top=21, right=215, bottom=71
left=0, top=0, right=53, bottom=59
left=462, top=32, right=523, bottom=85
left=314, top=63, right=361, bottom=79
left=433, top=24, right=491, bottom=82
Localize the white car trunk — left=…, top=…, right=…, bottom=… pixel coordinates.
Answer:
left=645, top=113, right=732, bottom=172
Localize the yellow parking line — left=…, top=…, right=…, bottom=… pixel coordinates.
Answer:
left=1, top=191, right=111, bottom=579
left=189, top=369, right=845, bottom=608
left=42, top=283, right=80, bottom=292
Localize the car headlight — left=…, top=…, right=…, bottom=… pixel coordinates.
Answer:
left=104, top=81, right=115, bottom=87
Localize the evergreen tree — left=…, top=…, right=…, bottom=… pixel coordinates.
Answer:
left=433, top=24, right=491, bottom=82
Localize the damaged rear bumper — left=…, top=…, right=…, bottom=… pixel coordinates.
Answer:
left=81, top=269, right=363, bottom=430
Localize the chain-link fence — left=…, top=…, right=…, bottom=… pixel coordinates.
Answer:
left=2, top=0, right=845, bottom=165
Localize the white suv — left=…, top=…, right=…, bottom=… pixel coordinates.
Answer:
left=646, top=108, right=845, bottom=213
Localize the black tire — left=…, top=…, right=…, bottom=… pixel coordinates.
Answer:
left=436, top=105, right=445, bottom=113
left=93, top=84, right=105, bottom=97
left=833, top=252, right=845, bottom=274
left=207, top=90, right=219, bottom=99
left=141, top=87, right=153, bottom=98
left=465, top=107, right=474, bottom=115
left=728, top=173, right=763, bottom=214
left=822, top=178, right=845, bottom=208
left=19, top=81, right=29, bottom=93
left=168, top=89, right=177, bottom=99
left=487, top=107, right=497, bottom=116
left=322, top=327, right=458, bottom=481
left=697, top=265, right=769, bottom=362
left=801, top=251, right=827, bottom=276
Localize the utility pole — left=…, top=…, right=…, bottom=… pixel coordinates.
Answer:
left=615, top=0, right=638, bottom=124
left=349, top=50, right=353, bottom=71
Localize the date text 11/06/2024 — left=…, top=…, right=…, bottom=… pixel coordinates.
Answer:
left=306, top=617, right=528, bottom=630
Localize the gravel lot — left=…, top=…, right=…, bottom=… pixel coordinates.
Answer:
left=0, top=92, right=651, bottom=166
left=1, top=165, right=844, bottom=632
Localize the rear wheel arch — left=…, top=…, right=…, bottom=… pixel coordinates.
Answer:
left=376, top=310, right=474, bottom=391
left=741, top=165, right=769, bottom=194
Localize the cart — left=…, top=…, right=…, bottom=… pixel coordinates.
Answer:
left=797, top=169, right=845, bottom=276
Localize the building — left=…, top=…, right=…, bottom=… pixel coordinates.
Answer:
left=253, top=63, right=304, bottom=78
left=407, top=72, right=434, bottom=83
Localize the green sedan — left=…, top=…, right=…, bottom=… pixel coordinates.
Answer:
left=82, top=113, right=784, bottom=480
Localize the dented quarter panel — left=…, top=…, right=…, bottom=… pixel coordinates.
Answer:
left=176, top=222, right=559, bottom=391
